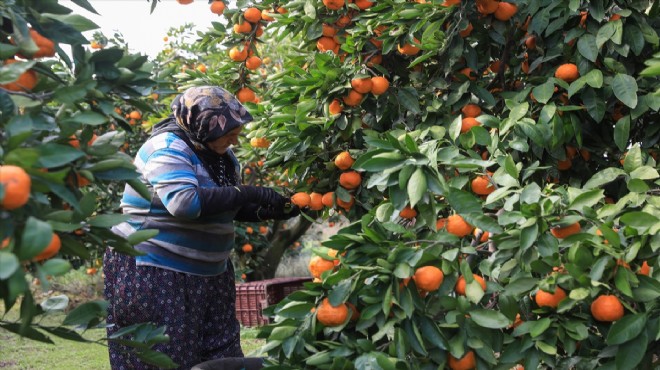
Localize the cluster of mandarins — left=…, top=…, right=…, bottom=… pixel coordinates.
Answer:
left=328, top=76, right=390, bottom=115
left=0, top=165, right=61, bottom=262
left=1, top=28, right=56, bottom=92
left=289, top=150, right=360, bottom=213
left=222, top=3, right=286, bottom=104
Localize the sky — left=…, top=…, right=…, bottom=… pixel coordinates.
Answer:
left=62, top=0, right=222, bottom=57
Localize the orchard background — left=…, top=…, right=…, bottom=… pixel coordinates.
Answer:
left=1, top=0, right=659, bottom=369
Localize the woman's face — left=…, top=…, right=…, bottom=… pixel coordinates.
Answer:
left=206, top=126, right=242, bottom=154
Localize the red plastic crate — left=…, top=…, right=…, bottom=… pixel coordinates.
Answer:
left=235, top=277, right=311, bottom=327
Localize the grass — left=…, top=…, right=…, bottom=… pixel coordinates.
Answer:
left=0, top=268, right=266, bottom=369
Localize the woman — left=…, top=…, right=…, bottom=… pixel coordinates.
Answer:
left=104, top=86, right=298, bottom=369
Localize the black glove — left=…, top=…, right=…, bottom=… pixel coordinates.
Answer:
left=258, top=204, right=301, bottom=220
left=198, top=185, right=287, bottom=217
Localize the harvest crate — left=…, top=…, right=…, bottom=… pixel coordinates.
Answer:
left=235, top=277, right=311, bottom=327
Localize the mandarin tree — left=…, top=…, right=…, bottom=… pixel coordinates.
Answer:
left=0, top=1, right=177, bottom=367
left=129, top=0, right=660, bottom=367
left=181, top=0, right=660, bottom=368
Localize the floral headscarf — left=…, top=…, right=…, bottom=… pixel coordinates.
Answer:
left=170, top=86, right=253, bottom=144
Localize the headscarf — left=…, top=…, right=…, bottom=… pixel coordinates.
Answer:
left=150, top=86, right=253, bottom=186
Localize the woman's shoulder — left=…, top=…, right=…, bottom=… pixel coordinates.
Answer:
left=147, top=132, right=192, bottom=153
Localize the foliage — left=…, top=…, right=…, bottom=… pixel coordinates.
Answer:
left=167, top=0, right=660, bottom=368
left=0, top=1, right=176, bottom=367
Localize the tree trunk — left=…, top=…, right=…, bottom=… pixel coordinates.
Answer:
left=249, top=212, right=316, bottom=280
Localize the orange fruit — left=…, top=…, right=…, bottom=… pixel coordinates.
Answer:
left=461, top=117, right=481, bottom=133
left=336, top=193, right=355, bottom=211
left=555, top=63, right=579, bottom=82
left=471, top=175, right=495, bottom=195
left=309, top=255, right=335, bottom=279
left=355, top=0, right=374, bottom=9
left=0, top=165, right=31, bottom=210
left=177, top=0, right=194, bottom=4
left=446, top=214, right=474, bottom=237
left=557, top=158, right=572, bottom=171
left=19, top=29, right=56, bottom=58
left=436, top=217, right=448, bottom=230
left=243, top=7, right=262, bottom=23
left=90, top=40, right=102, bottom=49
left=1, top=238, right=10, bottom=249
left=233, top=21, right=252, bottom=34
left=461, top=104, right=481, bottom=118
left=639, top=261, right=651, bottom=276
left=329, top=99, right=343, bottom=115
left=322, top=0, right=344, bottom=10
left=334, top=151, right=355, bottom=170
left=370, top=76, right=390, bottom=95
left=242, top=243, right=253, bottom=253
left=473, top=228, right=489, bottom=242
left=366, top=54, right=383, bottom=67
left=309, top=192, right=324, bottom=210
left=210, top=1, right=225, bottom=14
left=322, top=24, right=337, bottom=37
left=413, top=266, right=444, bottom=292
left=33, top=233, right=61, bottom=262
left=261, top=9, right=275, bottom=21
left=339, top=171, right=361, bottom=189
left=1, top=59, right=37, bottom=92
left=525, top=35, right=537, bottom=49
left=397, top=38, right=420, bottom=55
left=291, top=192, right=312, bottom=207
left=459, top=22, right=474, bottom=37
left=591, top=295, right=624, bottom=322
left=249, top=137, right=270, bottom=148
left=535, top=286, right=567, bottom=308
left=276, top=7, right=288, bottom=14
left=476, top=0, right=499, bottom=14
left=316, top=298, right=349, bottom=326
left=351, top=77, right=373, bottom=94
left=246, top=226, right=254, bottom=234
left=317, top=36, right=338, bottom=53
left=335, top=15, right=352, bottom=28
left=455, top=274, right=487, bottom=296
left=86, top=267, right=98, bottom=275
left=494, top=2, right=517, bottom=21
left=448, top=350, right=477, bottom=370
left=343, top=89, right=364, bottom=107
left=236, top=87, right=257, bottom=103
left=550, top=222, right=581, bottom=239
left=245, top=56, right=262, bottom=70
left=457, top=67, right=477, bottom=81
left=399, top=206, right=417, bottom=219
left=322, top=192, right=335, bottom=207
left=259, top=225, right=268, bottom=234
left=229, top=46, right=248, bottom=61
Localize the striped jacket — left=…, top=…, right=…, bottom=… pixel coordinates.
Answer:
left=112, top=132, right=241, bottom=276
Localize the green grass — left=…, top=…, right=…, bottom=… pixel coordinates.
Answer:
left=0, top=269, right=266, bottom=369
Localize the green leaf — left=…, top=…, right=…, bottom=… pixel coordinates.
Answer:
left=616, top=329, right=648, bottom=370
left=568, top=189, right=604, bottom=211
left=612, top=74, right=638, bottom=108
left=583, top=168, right=626, bottom=189
left=446, top=188, right=482, bottom=214
left=70, top=111, right=109, bottom=126
left=577, top=34, right=598, bottom=62
left=18, top=217, right=53, bottom=261
left=407, top=168, right=427, bottom=208
left=88, top=214, right=131, bottom=228
left=529, top=317, right=551, bottom=338
left=126, top=229, right=159, bottom=245
left=520, top=183, right=542, bottom=204
left=584, top=69, right=603, bottom=88
left=630, top=166, right=659, bottom=180
left=469, top=309, right=510, bottom=329
left=42, top=13, right=99, bottom=32
left=607, top=313, right=647, bottom=345
left=620, top=211, right=659, bottom=231
left=38, top=258, right=71, bottom=276
left=62, top=300, right=108, bottom=327
left=36, top=144, right=85, bottom=168
left=614, top=116, right=631, bottom=152
left=398, top=87, right=421, bottom=115
left=615, top=267, right=633, bottom=297
left=0, top=252, right=19, bottom=279
left=531, top=80, right=555, bottom=104
left=597, top=22, right=617, bottom=48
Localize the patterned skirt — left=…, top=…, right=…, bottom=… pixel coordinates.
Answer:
left=103, top=248, right=243, bottom=369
